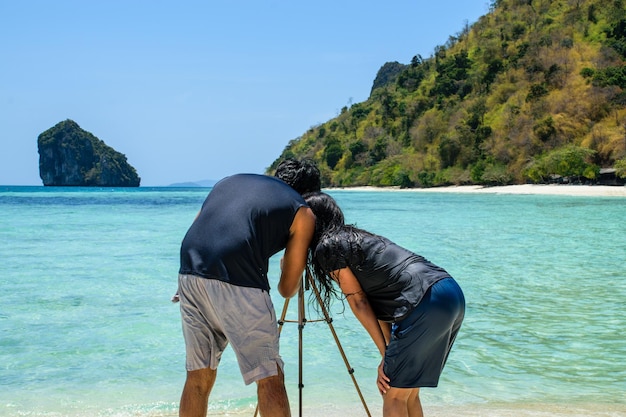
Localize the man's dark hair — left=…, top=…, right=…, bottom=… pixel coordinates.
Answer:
left=274, top=158, right=321, bottom=194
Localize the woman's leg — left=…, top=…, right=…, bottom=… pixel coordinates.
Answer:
left=383, top=387, right=422, bottom=417
left=407, top=388, right=423, bottom=417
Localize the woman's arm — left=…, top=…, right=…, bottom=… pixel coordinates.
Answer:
left=333, top=267, right=391, bottom=393
left=378, top=320, right=391, bottom=346
left=333, top=267, right=387, bottom=357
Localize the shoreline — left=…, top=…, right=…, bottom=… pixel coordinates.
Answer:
left=328, top=184, right=626, bottom=197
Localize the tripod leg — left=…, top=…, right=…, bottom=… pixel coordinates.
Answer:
left=278, top=297, right=291, bottom=336
left=298, top=276, right=306, bottom=417
left=306, top=268, right=372, bottom=417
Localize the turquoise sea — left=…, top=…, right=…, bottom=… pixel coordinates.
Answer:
left=1, top=186, right=625, bottom=417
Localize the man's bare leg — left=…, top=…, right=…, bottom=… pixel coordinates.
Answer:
left=179, top=367, right=217, bottom=417
left=257, top=365, right=291, bottom=417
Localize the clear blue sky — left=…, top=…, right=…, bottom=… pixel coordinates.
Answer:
left=0, top=0, right=488, bottom=186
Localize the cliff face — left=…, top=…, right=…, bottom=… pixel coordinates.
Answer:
left=38, top=120, right=141, bottom=187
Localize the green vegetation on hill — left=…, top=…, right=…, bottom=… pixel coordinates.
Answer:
left=270, top=0, right=626, bottom=187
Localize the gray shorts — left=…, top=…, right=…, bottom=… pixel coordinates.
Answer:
left=178, top=274, right=284, bottom=385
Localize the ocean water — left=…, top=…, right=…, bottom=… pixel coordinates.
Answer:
left=0, top=186, right=625, bottom=417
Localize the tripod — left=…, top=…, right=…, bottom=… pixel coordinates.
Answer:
left=254, top=267, right=371, bottom=417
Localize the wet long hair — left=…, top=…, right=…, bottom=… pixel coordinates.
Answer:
left=303, top=191, right=373, bottom=313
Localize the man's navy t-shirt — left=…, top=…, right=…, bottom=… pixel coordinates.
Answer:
left=179, top=174, right=306, bottom=291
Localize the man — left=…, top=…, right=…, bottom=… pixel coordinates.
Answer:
left=176, top=158, right=320, bottom=417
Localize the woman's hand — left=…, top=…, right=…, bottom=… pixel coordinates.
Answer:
left=377, top=359, right=390, bottom=395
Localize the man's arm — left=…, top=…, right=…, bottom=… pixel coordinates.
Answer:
left=277, top=206, right=315, bottom=298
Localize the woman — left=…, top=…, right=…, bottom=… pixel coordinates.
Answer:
left=303, top=191, right=465, bottom=417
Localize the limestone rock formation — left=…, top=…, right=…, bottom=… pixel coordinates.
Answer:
left=38, top=120, right=141, bottom=187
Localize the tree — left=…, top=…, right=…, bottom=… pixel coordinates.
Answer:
left=615, top=158, right=626, bottom=178
left=323, top=137, right=343, bottom=169
left=524, top=146, right=599, bottom=182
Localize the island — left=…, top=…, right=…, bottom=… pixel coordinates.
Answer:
left=38, top=119, right=140, bottom=187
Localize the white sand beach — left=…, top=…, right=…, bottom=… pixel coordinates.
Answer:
left=330, top=184, right=626, bottom=197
